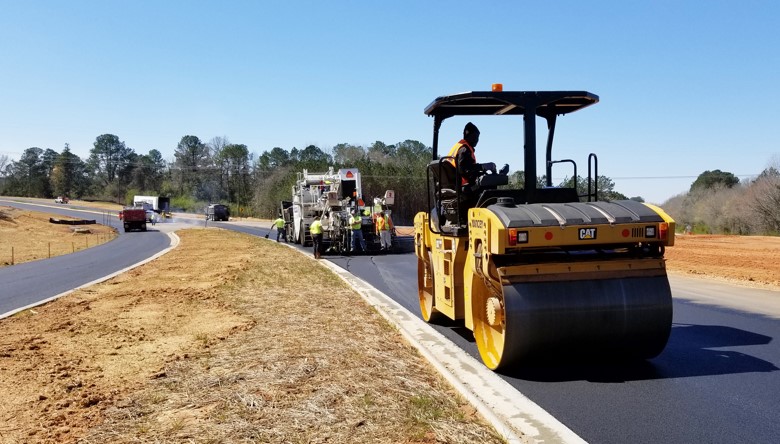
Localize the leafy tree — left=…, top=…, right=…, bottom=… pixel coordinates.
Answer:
left=130, top=150, right=167, bottom=193
left=87, top=134, right=133, bottom=189
left=367, top=141, right=396, bottom=163
left=332, top=143, right=365, bottom=164
left=690, top=169, right=740, bottom=192
left=218, top=144, right=251, bottom=210
left=298, top=145, right=332, bottom=167
left=173, top=135, right=211, bottom=196
left=51, top=144, right=86, bottom=197
left=2, top=148, right=51, bottom=197
left=257, top=147, right=292, bottom=171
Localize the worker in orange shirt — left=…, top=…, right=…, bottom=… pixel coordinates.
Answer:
left=375, top=211, right=393, bottom=252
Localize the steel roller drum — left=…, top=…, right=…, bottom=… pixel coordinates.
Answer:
left=476, top=275, right=673, bottom=368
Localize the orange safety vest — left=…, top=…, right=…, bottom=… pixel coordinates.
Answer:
left=445, top=139, right=476, bottom=185
left=376, top=216, right=389, bottom=232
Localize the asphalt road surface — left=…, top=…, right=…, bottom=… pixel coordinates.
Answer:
left=0, top=200, right=173, bottom=316
left=2, top=200, right=778, bottom=443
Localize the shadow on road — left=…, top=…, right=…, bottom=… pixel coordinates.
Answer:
left=499, top=323, right=778, bottom=383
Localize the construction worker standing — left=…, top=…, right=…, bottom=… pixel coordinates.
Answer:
left=310, top=218, right=323, bottom=259
left=271, top=215, right=287, bottom=242
left=349, top=209, right=365, bottom=254
left=375, top=212, right=392, bottom=252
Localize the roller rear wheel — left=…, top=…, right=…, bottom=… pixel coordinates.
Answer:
left=417, top=249, right=441, bottom=323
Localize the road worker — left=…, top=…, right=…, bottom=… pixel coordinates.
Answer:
left=375, top=212, right=392, bottom=252
left=349, top=209, right=365, bottom=254
left=309, top=218, right=323, bottom=259
left=271, top=215, right=287, bottom=242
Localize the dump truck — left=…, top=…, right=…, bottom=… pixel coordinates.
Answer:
left=414, top=86, right=675, bottom=370
left=205, top=204, right=230, bottom=221
left=119, top=207, right=147, bottom=232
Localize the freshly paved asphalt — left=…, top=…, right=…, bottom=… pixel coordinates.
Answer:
left=0, top=200, right=171, bottom=316
left=2, top=199, right=779, bottom=443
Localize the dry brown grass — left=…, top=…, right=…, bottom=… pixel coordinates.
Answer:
left=0, top=206, right=117, bottom=266
left=0, top=228, right=504, bottom=443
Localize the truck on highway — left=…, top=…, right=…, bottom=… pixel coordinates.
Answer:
left=133, top=195, right=171, bottom=215
left=119, top=207, right=148, bottom=232
left=205, top=204, right=230, bottom=221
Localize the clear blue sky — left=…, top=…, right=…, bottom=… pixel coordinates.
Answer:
left=1, top=1, right=778, bottom=203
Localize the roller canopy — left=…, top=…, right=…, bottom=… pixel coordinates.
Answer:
left=424, top=90, right=599, bottom=120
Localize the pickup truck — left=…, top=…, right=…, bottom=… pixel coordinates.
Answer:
left=54, top=196, right=69, bottom=204
left=119, top=208, right=147, bottom=232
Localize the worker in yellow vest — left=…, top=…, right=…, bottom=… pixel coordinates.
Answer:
left=309, top=218, right=323, bottom=259
left=375, top=212, right=392, bottom=252
left=349, top=209, right=365, bottom=254
left=270, top=215, right=286, bottom=242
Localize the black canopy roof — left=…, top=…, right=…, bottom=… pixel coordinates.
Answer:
left=424, top=90, right=599, bottom=120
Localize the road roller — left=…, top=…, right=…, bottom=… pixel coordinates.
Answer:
left=414, top=86, right=676, bottom=370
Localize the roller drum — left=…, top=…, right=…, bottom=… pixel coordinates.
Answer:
left=475, top=275, right=672, bottom=369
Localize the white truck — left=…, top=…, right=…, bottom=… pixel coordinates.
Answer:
left=133, top=195, right=171, bottom=214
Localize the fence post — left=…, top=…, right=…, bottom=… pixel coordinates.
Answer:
left=72, top=242, right=75, bottom=253
left=48, top=242, right=51, bottom=259
left=11, top=247, right=13, bottom=265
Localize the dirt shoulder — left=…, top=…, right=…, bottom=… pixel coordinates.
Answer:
left=0, top=206, right=117, bottom=267
left=665, top=234, right=780, bottom=291
left=0, top=228, right=503, bottom=444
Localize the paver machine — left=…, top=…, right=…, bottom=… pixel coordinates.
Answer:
left=414, top=86, right=676, bottom=370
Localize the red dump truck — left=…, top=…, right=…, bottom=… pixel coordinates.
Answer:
left=119, top=208, right=147, bottom=232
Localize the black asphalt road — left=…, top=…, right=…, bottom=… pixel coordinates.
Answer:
left=322, top=245, right=780, bottom=443
left=3, top=200, right=779, bottom=443
left=0, top=200, right=171, bottom=315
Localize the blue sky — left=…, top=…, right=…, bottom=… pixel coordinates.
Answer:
left=1, top=1, right=778, bottom=203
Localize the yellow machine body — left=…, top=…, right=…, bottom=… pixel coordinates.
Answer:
left=415, top=200, right=676, bottom=370
left=416, top=88, right=677, bottom=370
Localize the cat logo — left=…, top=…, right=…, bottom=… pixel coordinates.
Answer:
left=579, top=227, right=597, bottom=240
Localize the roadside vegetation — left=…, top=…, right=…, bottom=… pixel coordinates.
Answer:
left=662, top=164, right=780, bottom=235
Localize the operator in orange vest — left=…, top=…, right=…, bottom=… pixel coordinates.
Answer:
left=444, top=122, right=508, bottom=212
left=446, top=122, right=489, bottom=189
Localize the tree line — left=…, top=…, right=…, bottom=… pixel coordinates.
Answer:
left=662, top=166, right=780, bottom=236
left=0, top=135, right=438, bottom=224
left=4, top=133, right=775, bottom=233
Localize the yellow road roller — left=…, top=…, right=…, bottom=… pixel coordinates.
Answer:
left=414, top=87, right=675, bottom=370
